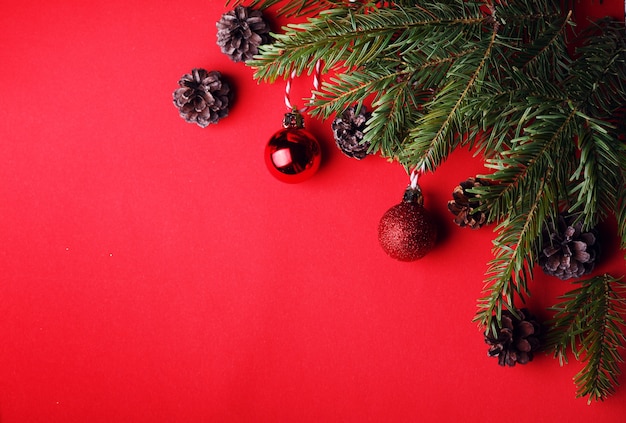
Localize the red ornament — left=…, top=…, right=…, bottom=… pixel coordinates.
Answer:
left=378, top=184, right=438, bottom=261
left=265, top=111, right=321, bottom=183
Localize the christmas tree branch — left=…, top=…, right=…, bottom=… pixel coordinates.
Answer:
left=463, top=11, right=572, bottom=159
left=566, top=20, right=626, bottom=232
left=226, top=0, right=343, bottom=17
left=547, top=275, right=626, bottom=403
left=570, top=127, right=619, bottom=228
left=618, top=187, right=626, bottom=258
left=311, top=47, right=479, bottom=121
left=475, top=102, right=576, bottom=226
left=249, top=4, right=485, bottom=82
left=312, top=67, right=407, bottom=119
left=510, top=12, right=571, bottom=76
left=475, top=167, right=553, bottom=334
left=403, top=29, right=498, bottom=171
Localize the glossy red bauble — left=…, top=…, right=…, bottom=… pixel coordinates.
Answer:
left=264, top=111, right=321, bottom=183
left=378, top=186, right=438, bottom=261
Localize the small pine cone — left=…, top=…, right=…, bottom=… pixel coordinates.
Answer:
left=447, top=177, right=489, bottom=229
left=216, top=6, right=271, bottom=63
left=539, top=214, right=599, bottom=280
left=331, top=106, right=372, bottom=159
left=173, top=69, right=232, bottom=128
left=485, top=308, right=542, bottom=367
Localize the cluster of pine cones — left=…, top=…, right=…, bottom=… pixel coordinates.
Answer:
left=173, top=6, right=271, bottom=126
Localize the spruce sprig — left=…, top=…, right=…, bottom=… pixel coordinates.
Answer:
left=227, top=0, right=343, bottom=17
left=227, top=0, right=429, bottom=17
left=547, top=275, right=626, bottom=404
left=249, top=3, right=486, bottom=82
left=472, top=19, right=626, bottom=335
left=566, top=19, right=626, bottom=231
left=475, top=168, right=554, bottom=332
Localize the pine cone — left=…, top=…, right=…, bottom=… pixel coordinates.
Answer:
left=173, top=69, right=232, bottom=128
left=447, top=177, right=489, bottom=229
left=216, top=6, right=271, bottom=63
left=539, top=214, right=599, bottom=280
left=484, top=308, right=541, bottom=367
left=331, top=106, right=372, bottom=159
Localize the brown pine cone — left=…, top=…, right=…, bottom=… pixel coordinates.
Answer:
left=331, top=106, right=372, bottom=159
left=447, top=177, right=489, bottom=229
left=484, top=308, right=542, bottom=367
left=172, top=69, right=232, bottom=128
left=539, top=214, right=599, bottom=280
left=216, top=6, right=271, bottom=63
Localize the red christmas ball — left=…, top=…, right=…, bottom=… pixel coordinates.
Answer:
left=378, top=186, right=438, bottom=261
left=265, top=112, right=321, bottom=183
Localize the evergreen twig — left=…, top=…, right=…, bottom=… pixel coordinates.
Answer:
left=226, top=0, right=342, bottom=17
left=547, top=275, right=626, bottom=404
left=474, top=167, right=554, bottom=332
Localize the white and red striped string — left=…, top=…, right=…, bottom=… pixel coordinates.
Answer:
left=284, top=60, right=322, bottom=113
left=410, top=165, right=427, bottom=189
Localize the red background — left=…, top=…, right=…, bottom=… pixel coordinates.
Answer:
left=1, top=1, right=626, bottom=421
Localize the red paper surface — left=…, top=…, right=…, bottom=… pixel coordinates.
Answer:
left=1, top=1, right=625, bottom=422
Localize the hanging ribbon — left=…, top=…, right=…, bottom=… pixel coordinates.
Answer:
left=409, top=164, right=427, bottom=189
left=284, top=60, right=322, bottom=113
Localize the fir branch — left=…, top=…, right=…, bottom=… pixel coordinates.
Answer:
left=496, top=0, right=565, bottom=43
left=365, top=75, right=429, bottom=157
left=311, top=66, right=407, bottom=119
left=617, top=181, right=626, bottom=253
left=249, top=4, right=486, bottom=82
left=565, top=19, right=626, bottom=230
left=470, top=18, right=625, bottom=230
left=547, top=275, right=626, bottom=403
left=403, top=28, right=497, bottom=171
left=464, top=83, right=569, bottom=157
left=478, top=104, right=577, bottom=224
left=309, top=48, right=470, bottom=121
left=447, top=4, right=571, bottom=159
left=474, top=168, right=554, bottom=333
left=567, top=19, right=626, bottom=116
left=226, top=0, right=344, bottom=17
left=508, top=12, right=572, bottom=79
left=474, top=104, right=584, bottom=334
left=569, top=126, right=620, bottom=228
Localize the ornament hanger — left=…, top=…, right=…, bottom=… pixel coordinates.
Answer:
left=409, top=165, right=426, bottom=189
left=284, top=60, right=322, bottom=113
left=410, top=168, right=420, bottom=190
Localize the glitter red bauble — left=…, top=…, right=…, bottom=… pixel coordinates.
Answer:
left=265, top=111, right=321, bottom=183
left=378, top=186, right=438, bottom=261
